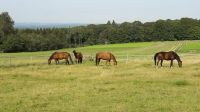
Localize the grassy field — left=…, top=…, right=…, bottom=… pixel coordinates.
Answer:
left=0, top=40, right=200, bottom=112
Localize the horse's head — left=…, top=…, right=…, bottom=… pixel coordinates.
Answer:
left=73, top=50, right=76, bottom=53
left=48, top=58, right=51, bottom=65
left=178, top=61, right=182, bottom=67
left=114, top=61, right=117, bottom=65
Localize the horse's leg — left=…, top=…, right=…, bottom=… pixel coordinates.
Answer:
left=65, top=59, right=67, bottom=65
left=157, top=59, right=160, bottom=67
left=98, top=59, right=100, bottom=65
left=96, top=58, right=98, bottom=66
left=109, top=60, right=111, bottom=65
left=160, top=60, right=163, bottom=67
left=66, top=59, right=69, bottom=65
left=170, top=60, right=173, bottom=68
left=55, top=60, right=58, bottom=65
left=78, top=59, right=80, bottom=64
left=96, top=58, right=99, bottom=66
left=80, top=58, right=82, bottom=64
left=57, top=60, right=60, bottom=64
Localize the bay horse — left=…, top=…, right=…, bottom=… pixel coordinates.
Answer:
left=73, top=50, right=83, bottom=64
left=154, top=51, right=182, bottom=67
left=96, top=52, right=117, bottom=66
left=48, top=52, right=73, bottom=65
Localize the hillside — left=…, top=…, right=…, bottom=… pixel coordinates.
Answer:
left=0, top=41, right=200, bottom=112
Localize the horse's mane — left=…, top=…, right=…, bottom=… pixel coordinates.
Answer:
left=73, top=50, right=77, bottom=58
left=49, top=52, right=57, bottom=59
left=110, top=53, right=116, bottom=61
left=172, top=51, right=181, bottom=61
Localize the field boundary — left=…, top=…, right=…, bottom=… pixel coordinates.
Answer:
left=0, top=53, right=200, bottom=66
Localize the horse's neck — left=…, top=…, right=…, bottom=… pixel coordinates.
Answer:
left=74, top=52, right=77, bottom=58
left=175, top=55, right=181, bottom=62
left=111, top=55, right=116, bottom=62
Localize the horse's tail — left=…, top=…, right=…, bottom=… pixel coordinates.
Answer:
left=154, top=53, right=159, bottom=66
left=111, top=53, right=117, bottom=65
left=69, top=54, right=73, bottom=64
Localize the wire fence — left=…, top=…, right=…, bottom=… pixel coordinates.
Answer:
left=0, top=54, right=151, bottom=66
left=0, top=54, right=199, bottom=66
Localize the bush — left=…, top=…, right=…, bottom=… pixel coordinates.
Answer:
left=2, top=35, right=26, bottom=52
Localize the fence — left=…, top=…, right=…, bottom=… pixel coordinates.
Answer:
left=0, top=54, right=152, bottom=66
left=0, top=54, right=199, bottom=66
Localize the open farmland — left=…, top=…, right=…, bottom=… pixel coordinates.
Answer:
left=0, top=40, right=200, bottom=112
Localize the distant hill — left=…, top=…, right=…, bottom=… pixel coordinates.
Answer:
left=14, top=23, right=86, bottom=29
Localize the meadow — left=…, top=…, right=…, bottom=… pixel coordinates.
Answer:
left=0, top=40, right=200, bottom=112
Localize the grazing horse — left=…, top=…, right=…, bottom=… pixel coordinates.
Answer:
left=73, top=50, right=83, bottom=64
left=96, top=52, right=117, bottom=66
left=48, top=52, right=73, bottom=65
left=154, top=51, right=182, bottom=67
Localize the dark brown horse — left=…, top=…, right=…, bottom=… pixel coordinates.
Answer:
left=154, top=51, right=182, bottom=67
left=48, top=52, right=73, bottom=65
left=73, top=50, right=83, bottom=64
left=96, top=52, right=117, bottom=66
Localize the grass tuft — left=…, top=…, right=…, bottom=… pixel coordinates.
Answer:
left=174, top=80, right=189, bottom=86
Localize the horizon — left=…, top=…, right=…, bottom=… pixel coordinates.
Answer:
left=1, top=0, right=200, bottom=24
left=14, top=17, right=200, bottom=25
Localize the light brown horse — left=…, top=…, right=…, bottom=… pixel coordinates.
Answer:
left=96, top=52, right=117, bottom=66
left=48, top=52, right=73, bottom=65
left=73, top=50, right=83, bottom=64
left=154, top=51, right=182, bottom=67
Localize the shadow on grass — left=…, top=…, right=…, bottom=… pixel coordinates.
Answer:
left=174, top=80, right=190, bottom=86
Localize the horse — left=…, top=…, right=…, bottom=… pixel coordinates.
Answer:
left=73, top=50, right=83, bottom=64
left=48, top=52, right=73, bottom=65
left=154, top=51, right=182, bottom=68
left=96, top=52, right=117, bottom=66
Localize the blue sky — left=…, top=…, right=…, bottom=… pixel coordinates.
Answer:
left=0, top=0, right=199, bottom=23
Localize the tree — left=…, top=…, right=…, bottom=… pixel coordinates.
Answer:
left=152, top=20, right=175, bottom=41
left=2, top=35, right=26, bottom=52
left=106, top=20, right=111, bottom=25
left=0, top=12, right=15, bottom=35
left=112, top=20, right=116, bottom=25
left=188, top=26, right=200, bottom=40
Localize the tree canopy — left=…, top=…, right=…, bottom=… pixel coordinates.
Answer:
left=0, top=12, right=200, bottom=52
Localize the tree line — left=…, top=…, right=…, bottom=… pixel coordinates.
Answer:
left=0, top=12, right=200, bottom=52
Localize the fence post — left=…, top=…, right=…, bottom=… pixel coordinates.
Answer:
left=126, top=54, right=128, bottom=64
left=30, top=56, right=33, bottom=64
left=9, top=56, right=11, bottom=66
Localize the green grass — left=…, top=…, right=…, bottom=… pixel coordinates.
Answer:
left=179, top=40, right=200, bottom=53
left=0, top=40, right=200, bottom=112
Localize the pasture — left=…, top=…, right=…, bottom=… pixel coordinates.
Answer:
left=0, top=40, right=200, bottom=112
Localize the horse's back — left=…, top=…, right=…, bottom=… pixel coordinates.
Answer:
left=96, top=52, right=112, bottom=59
left=52, top=52, right=69, bottom=59
left=156, top=51, right=176, bottom=60
left=77, top=52, right=83, bottom=58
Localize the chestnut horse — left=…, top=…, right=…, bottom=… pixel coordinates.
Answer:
left=96, top=52, right=117, bottom=66
left=73, top=50, right=83, bottom=64
left=48, top=52, right=73, bottom=65
left=154, top=51, right=182, bottom=67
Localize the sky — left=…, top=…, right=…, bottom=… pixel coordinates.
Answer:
left=0, top=0, right=200, bottom=24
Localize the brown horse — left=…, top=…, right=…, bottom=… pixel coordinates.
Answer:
left=96, top=52, right=117, bottom=66
left=48, top=52, right=73, bottom=65
left=154, top=51, right=182, bottom=67
left=73, top=50, right=83, bottom=64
